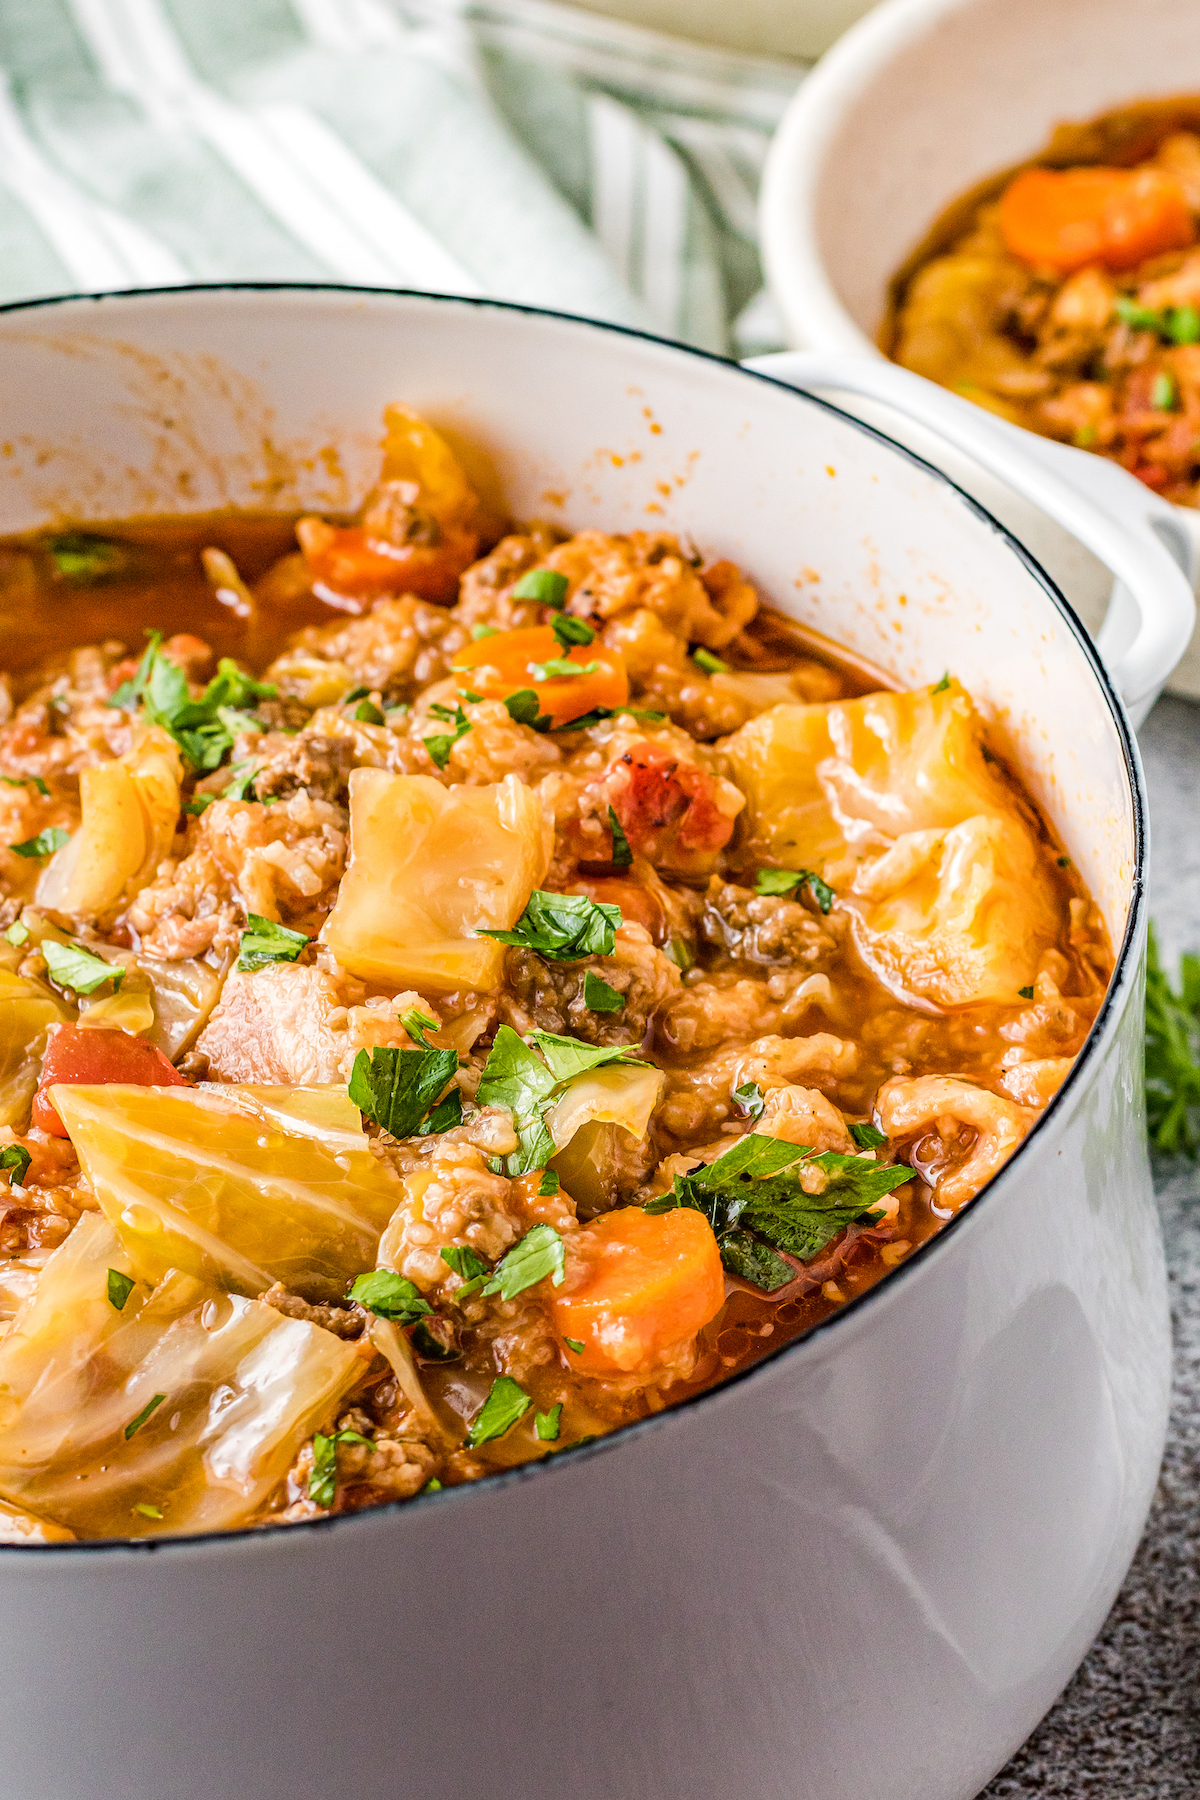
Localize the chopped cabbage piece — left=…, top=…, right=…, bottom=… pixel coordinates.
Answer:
left=36, top=727, right=181, bottom=920
left=0, top=1216, right=361, bottom=1538
left=0, top=968, right=70, bottom=1127
left=545, top=1062, right=664, bottom=1215
left=52, top=1084, right=404, bottom=1294
left=322, top=770, right=552, bottom=993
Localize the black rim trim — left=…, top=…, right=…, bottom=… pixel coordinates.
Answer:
left=0, top=282, right=1146, bottom=1559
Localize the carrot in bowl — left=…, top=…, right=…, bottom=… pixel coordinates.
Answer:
left=451, top=625, right=628, bottom=730
left=549, top=1206, right=725, bottom=1375
left=998, top=166, right=1195, bottom=274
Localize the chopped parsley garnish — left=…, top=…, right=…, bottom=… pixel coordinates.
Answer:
left=133, top=1502, right=163, bottom=1520
left=124, top=1393, right=167, bottom=1440
left=423, top=702, right=471, bottom=770
left=473, top=1025, right=644, bottom=1176
left=236, top=913, right=308, bottom=973
left=482, top=1224, right=566, bottom=1301
left=557, top=705, right=667, bottom=732
left=221, top=762, right=261, bottom=803
left=43, top=940, right=123, bottom=996
left=644, top=1133, right=911, bottom=1289
left=583, top=970, right=624, bottom=1013
left=309, top=1427, right=371, bottom=1507
left=471, top=623, right=500, bottom=640
left=109, top=633, right=277, bottom=772
left=563, top=1337, right=584, bottom=1354
left=732, top=1080, right=765, bottom=1121
left=1151, top=370, right=1177, bottom=412
left=342, top=685, right=370, bottom=704
left=182, top=793, right=215, bottom=818
left=692, top=648, right=729, bottom=675
left=441, top=1244, right=490, bottom=1288
left=458, top=689, right=484, bottom=704
left=538, top=1170, right=560, bottom=1195
left=606, top=805, right=632, bottom=868
left=665, top=935, right=694, bottom=971
left=1, top=774, right=49, bottom=796
left=349, top=1043, right=459, bottom=1142
left=932, top=671, right=951, bottom=693
left=10, top=826, right=70, bottom=860
left=503, top=689, right=553, bottom=732
left=512, top=568, right=569, bottom=608
left=1145, top=924, right=1200, bottom=1155
left=754, top=867, right=835, bottom=913
left=401, top=1007, right=440, bottom=1049
left=418, top=1088, right=464, bottom=1135
left=354, top=699, right=385, bottom=726
left=4, top=921, right=29, bottom=946
left=349, top=1269, right=433, bottom=1325
left=528, top=657, right=600, bottom=683
left=480, top=889, right=621, bottom=961
left=107, top=1268, right=136, bottom=1311
left=422, top=1477, right=444, bottom=1492
left=1114, top=296, right=1200, bottom=345
left=411, top=1319, right=461, bottom=1362
left=848, top=1121, right=887, bottom=1150
left=1057, top=855, right=1071, bottom=868
left=535, top=1404, right=562, bottom=1442
left=1018, top=986, right=1034, bottom=1000
left=45, top=531, right=128, bottom=582
left=466, top=1375, right=532, bottom=1447
left=0, top=1144, right=31, bottom=1186
left=552, top=614, right=595, bottom=651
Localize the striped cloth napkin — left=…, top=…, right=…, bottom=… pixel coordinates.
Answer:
left=0, top=0, right=805, bottom=355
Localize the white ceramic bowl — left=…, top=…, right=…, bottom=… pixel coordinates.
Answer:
left=0, top=286, right=1187, bottom=1800
left=759, top=0, right=1200, bottom=694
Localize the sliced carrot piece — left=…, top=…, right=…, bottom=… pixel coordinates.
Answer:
left=451, top=625, right=629, bottom=729
left=998, top=166, right=1195, bottom=274
left=33, top=1025, right=188, bottom=1137
left=549, top=1206, right=725, bottom=1374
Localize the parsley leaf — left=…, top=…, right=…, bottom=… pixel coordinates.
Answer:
left=10, top=826, right=70, bottom=860
left=0, top=1144, right=31, bottom=1186
left=124, top=1393, right=167, bottom=1440
left=718, top=1229, right=796, bottom=1292
left=552, top=614, right=595, bottom=651
left=401, top=1007, right=440, bottom=1049
left=754, top=867, right=835, bottom=913
left=354, top=700, right=385, bottom=725
left=4, top=921, right=29, bottom=947
left=692, top=648, right=729, bottom=674
left=606, top=804, right=632, bottom=868
left=474, top=1025, right=557, bottom=1174
left=583, top=970, right=624, bottom=1013
left=108, top=634, right=277, bottom=772
left=423, top=702, right=471, bottom=770
left=563, top=1337, right=585, bottom=1354
left=309, top=1427, right=371, bottom=1507
left=45, top=531, right=128, bottom=583
left=471, top=623, right=500, bottom=640
left=1, top=774, right=49, bottom=796
left=107, top=1268, right=136, bottom=1311
left=440, top=1244, right=490, bottom=1291
left=512, top=568, right=568, bottom=608
left=646, top=1133, right=910, bottom=1288
left=503, top=689, right=554, bottom=731
left=527, top=1029, right=646, bottom=1085
left=417, top=1088, right=464, bottom=1135
left=1145, top=924, right=1200, bottom=1155
left=539, top=1170, right=560, bottom=1195
left=848, top=1121, right=887, bottom=1150
left=482, top=1223, right=566, bottom=1300
left=535, top=1403, right=562, bottom=1441
left=349, top=1044, right=459, bottom=1142
left=237, top=913, right=309, bottom=973
left=479, top=890, right=622, bottom=961
left=43, top=941, right=123, bottom=996
left=466, top=1375, right=532, bottom=1447
left=342, top=685, right=370, bottom=704
left=557, top=705, right=667, bottom=732
left=349, top=1269, right=433, bottom=1325
left=932, top=671, right=951, bottom=693
left=528, top=657, right=600, bottom=682
left=732, top=1080, right=765, bottom=1121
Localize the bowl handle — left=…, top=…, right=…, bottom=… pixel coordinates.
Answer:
left=746, top=351, right=1196, bottom=725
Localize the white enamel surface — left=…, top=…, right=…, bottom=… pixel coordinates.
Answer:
left=0, top=289, right=1171, bottom=1800
left=759, top=0, right=1200, bottom=696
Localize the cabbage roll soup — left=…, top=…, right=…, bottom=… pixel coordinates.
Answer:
left=0, top=407, right=1112, bottom=1543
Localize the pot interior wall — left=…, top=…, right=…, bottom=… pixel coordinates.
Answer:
left=0, top=288, right=1135, bottom=943
left=813, top=0, right=1200, bottom=341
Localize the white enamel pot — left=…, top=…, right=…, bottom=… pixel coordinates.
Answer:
left=0, top=287, right=1189, bottom=1800
left=760, top=0, right=1200, bottom=696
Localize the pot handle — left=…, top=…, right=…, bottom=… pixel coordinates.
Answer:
left=745, top=350, right=1196, bottom=724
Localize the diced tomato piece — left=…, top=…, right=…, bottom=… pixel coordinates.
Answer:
left=600, top=742, right=736, bottom=861
left=32, top=1026, right=189, bottom=1137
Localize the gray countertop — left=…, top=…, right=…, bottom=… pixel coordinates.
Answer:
left=981, top=694, right=1200, bottom=1798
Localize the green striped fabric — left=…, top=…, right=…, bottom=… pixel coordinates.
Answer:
left=0, top=0, right=805, bottom=354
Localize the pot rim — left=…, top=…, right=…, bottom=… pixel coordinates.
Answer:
left=0, top=281, right=1147, bottom=1561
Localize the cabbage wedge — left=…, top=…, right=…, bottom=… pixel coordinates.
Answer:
left=0, top=967, right=70, bottom=1127
left=52, top=1084, right=404, bottom=1294
left=545, top=1062, right=664, bottom=1216
left=0, top=1214, right=361, bottom=1538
